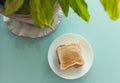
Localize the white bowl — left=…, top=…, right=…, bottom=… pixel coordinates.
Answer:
left=48, top=33, right=94, bottom=79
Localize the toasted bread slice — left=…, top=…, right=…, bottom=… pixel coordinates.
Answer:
left=57, top=43, right=85, bottom=70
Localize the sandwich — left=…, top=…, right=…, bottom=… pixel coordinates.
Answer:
left=56, top=43, right=85, bottom=70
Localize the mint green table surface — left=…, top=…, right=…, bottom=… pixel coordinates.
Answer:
left=1, top=0, right=120, bottom=83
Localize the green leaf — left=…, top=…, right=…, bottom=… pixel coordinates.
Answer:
left=100, top=0, right=120, bottom=20
left=29, top=0, right=44, bottom=27
left=69, top=0, right=90, bottom=21
left=58, top=0, right=69, bottom=16
left=17, top=0, right=30, bottom=14
left=5, top=0, right=24, bottom=15
left=30, top=0, right=54, bottom=28
left=41, top=0, right=54, bottom=26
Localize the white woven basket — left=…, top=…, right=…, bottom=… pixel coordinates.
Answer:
left=0, top=2, right=62, bottom=38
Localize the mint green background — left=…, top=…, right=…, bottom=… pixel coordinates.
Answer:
left=0, top=0, right=120, bottom=83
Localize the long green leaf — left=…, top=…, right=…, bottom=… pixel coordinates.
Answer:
left=5, top=0, right=24, bottom=15
left=100, top=0, right=120, bottom=20
left=30, top=0, right=54, bottom=28
left=69, top=0, right=90, bottom=21
left=41, top=0, right=54, bottom=26
left=30, top=0, right=44, bottom=27
left=58, top=0, right=69, bottom=16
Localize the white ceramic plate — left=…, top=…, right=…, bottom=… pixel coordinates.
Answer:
left=48, top=33, right=94, bottom=79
